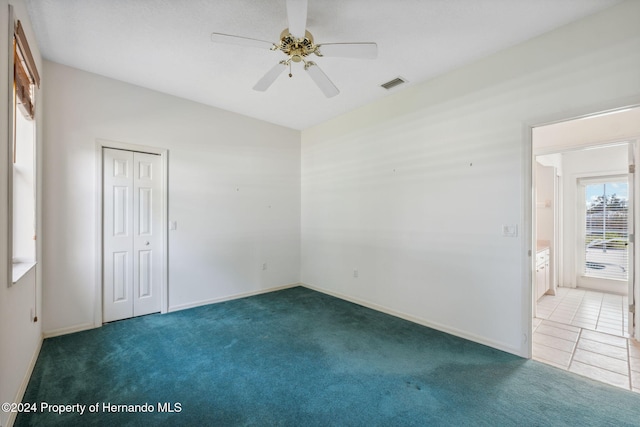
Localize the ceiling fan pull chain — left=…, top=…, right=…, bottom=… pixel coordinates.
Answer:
left=289, top=61, right=293, bottom=78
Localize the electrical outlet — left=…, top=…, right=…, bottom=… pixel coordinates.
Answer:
left=262, top=263, right=268, bottom=271
left=353, top=269, right=358, bottom=278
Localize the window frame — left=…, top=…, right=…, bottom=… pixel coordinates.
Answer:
left=7, top=12, right=39, bottom=286
left=577, top=174, right=629, bottom=284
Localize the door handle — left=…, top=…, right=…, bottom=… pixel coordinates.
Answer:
left=145, top=241, right=150, bottom=246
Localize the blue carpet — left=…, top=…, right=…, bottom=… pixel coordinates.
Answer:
left=15, top=286, right=640, bottom=426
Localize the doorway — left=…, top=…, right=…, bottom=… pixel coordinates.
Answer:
left=530, top=107, right=640, bottom=391
left=98, top=142, right=168, bottom=324
left=532, top=108, right=640, bottom=335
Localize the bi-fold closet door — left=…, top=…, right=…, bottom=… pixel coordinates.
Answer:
left=103, top=148, right=162, bottom=322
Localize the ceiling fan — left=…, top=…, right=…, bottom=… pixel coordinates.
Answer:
left=211, top=0, right=377, bottom=98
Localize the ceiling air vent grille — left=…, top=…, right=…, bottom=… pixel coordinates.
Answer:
left=380, top=77, right=406, bottom=90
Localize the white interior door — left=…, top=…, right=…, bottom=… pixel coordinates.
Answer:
left=103, top=148, right=162, bottom=322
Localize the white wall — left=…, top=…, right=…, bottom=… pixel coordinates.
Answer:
left=301, top=0, right=640, bottom=356
left=0, top=2, right=43, bottom=426
left=41, top=62, right=301, bottom=335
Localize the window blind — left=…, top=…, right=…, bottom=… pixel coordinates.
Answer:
left=14, top=20, right=39, bottom=120
left=584, top=181, right=629, bottom=280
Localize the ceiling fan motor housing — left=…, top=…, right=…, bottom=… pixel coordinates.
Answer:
left=279, top=29, right=316, bottom=62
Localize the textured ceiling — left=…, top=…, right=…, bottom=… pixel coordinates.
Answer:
left=25, top=0, right=621, bottom=130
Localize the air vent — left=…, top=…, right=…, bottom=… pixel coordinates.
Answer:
left=380, top=77, right=406, bottom=90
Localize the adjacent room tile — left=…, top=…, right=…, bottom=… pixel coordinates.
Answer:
left=574, top=311, right=599, bottom=318
left=533, top=333, right=576, bottom=353
left=629, top=341, right=640, bottom=359
left=576, top=338, right=627, bottom=361
left=574, top=319, right=599, bottom=327
left=532, top=318, right=542, bottom=329
left=596, top=326, right=623, bottom=336
left=580, top=329, right=627, bottom=348
left=536, top=324, right=579, bottom=342
left=598, top=311, right=622, bottom=320
left=571, top=321, right=597, bottom=330
left=542, top=320, right=580, bottom=333
left=551, top=308, right=576, bottom=317
left=533, top=343, right=572, bottom=368
left=535, top=289, right=635, bottom=392
left=569, top=361, right=630, bottom=389
left=572, top=348, right=628, bottom=376
left=598, top=319, right=623, bottom=328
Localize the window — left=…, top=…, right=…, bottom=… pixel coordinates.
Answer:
left=10, top=19, right=39, bottom=284
left=582, top=178, right=629, bottom=281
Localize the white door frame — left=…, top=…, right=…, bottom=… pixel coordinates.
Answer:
left=95, top=139, right=169, bottom=327
left=524, top=101, right=640, bottom=358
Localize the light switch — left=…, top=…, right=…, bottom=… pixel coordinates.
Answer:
left=502, top=224, right=518, bottom=237
left=169, top=221, right=177, bottom=231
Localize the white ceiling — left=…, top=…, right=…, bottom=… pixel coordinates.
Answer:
left=25, top=0, right=621, bottom=130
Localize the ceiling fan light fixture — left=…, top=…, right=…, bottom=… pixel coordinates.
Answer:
left=305, top=61, right=339, bottom=98
left=210, top=0, right=377, bottom=98
left=279, top=29, right=316, bottom=60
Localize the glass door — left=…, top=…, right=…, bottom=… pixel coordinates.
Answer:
left=578, top=176, right=629, bottom=285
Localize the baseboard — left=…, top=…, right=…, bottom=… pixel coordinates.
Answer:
left=168, top=283, right=302, bottom=313
left=301, top=283, right=523, bottom=357
left=39, top=283, right=522, bottom=357
left=6, top=334, right=43, bottom=427
left=43, top=322, right=97, bottom=339
left=576, top=282, right=628, bottom=296
left=41, top=284, right=303, bottom=339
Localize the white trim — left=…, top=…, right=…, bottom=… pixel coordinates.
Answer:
left=576, top=280, right=627, bottom=295
left=94, top=139, right=169, bottom=327
left=42, top=284, right=301, bottom=337
left=43, top=322, right=97, bottom=339
left=6, top=5, right=14, bottom=289
left=522, top=123, right=533, bottom=358
left=301, top=283, right=523, bottom=357
left=631, top=139, right=640, bottom=340
left=7, top=334, right=43, bottom=427
left=168, top=283, right=301, bottom=313
left=12, top=260, right=36, bottom=284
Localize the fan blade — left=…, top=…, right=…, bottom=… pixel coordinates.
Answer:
left=253, top=62, right=287, bottom=91
left=211, top=32, right=276, bottom=50
left=286, top=0, right=308, bottom=39
left=316, top=42, right=378, bottom=59
left=305, top=62, right=339, bottom=98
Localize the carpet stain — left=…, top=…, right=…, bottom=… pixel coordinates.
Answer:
left=405, top=381, right=422, bottom=391
left=223, top=339, right=238, bottom=349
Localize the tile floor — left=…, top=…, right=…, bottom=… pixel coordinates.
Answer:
left=533, top=287, right=640, bottom=392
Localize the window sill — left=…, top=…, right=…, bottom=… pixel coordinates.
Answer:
left=12, top=261, right=36, bottom=285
